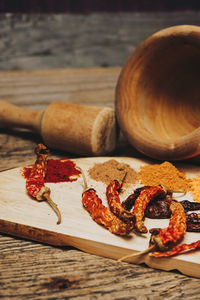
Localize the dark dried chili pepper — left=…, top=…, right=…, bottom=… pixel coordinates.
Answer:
left=122, top=186, right=150, bottom=211
left=180, top=200, right=200, bottom=212
left=150, top=200, right=187, bottom=251
left=145, top=193, right=172, bottom=219
left=106, top=180, right=135, bottom=224
left=123, top=185, right=200, bottom=222
left=24, top=144, right=61, bottom=224
left=146, top=198, right=200, bottom=219
left=151, top=240, right=200, bottom=257
left=133, top=185, right=166, bottom=233
left=186, top=213, right=200, bottom=232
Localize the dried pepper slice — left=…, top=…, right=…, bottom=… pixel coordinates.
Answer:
left=133, top=185, right=166, bottom=233
left=150, top=200, right=187, bottom=251
left=106, top=180, right=135, bottom=224
left=151, top=240, right=200, bottom=257
left=82, top=188, right=134, bottom=235
left=23, top=144, right=61, bottom=224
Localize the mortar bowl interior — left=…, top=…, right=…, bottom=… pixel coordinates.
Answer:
left=115, top=25, right=200, bottom=160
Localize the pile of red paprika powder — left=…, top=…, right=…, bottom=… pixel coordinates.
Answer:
left=23, top=158, right=81, bottom=184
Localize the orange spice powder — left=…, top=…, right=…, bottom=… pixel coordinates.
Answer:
left=138, top=161, right=189, bottom=192
left=188, top=175, right=200, bottom=203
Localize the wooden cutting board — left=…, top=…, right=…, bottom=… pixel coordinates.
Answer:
left=0, top=156, right=199, bottom=278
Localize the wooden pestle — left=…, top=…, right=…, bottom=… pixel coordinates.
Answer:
left=0, top=100, right=117, bottom=155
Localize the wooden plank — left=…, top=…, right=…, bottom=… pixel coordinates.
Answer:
left=0, top=12, right=200, bottom=72
left=0, top=67, right=121, bottom=110
left=0, top=67, right=200, bottom=298
left=0, top=157, right=199, bottom=278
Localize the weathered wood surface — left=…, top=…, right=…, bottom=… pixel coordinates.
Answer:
left=0, top=12, right=200, bottom=299
left=0, top=12, right=200, bottom=71
left=0, top=67, right=199, bottom=299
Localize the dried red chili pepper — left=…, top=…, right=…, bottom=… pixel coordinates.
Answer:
left=122, top=186, right=150, bottom=211
left=81, top=170, right=134, bottom=235
left=106, top=180, right=135, bottom=224
left=151, top=240, right=200, bottom=257
left=82, top=188, right=134, bottom=235
left=24, top=144, right=61, bottom=224
left=150, top=200, right=187, bottom=251
left=133, top=185, right=166, bottom=233
left=118, top=198, right=188, bottom=262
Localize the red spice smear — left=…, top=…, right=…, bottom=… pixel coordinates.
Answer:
left=23, top=158, right=81, bottom=183
left=45, top=159, right=81, bottom=182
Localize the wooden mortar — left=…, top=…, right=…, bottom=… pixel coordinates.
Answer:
left=0, top=100, right=117, bottom=155
left=116, top=25, right=200, bottom=160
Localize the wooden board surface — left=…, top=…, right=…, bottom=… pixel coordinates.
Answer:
left=0, top=156, right=199, bottom=278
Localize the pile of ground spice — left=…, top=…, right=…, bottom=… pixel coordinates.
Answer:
left=188, top=175, right=200, bottom=203
left=139, top=161, right=189, bottom=192
left=88, top=159, right=138, bottom=187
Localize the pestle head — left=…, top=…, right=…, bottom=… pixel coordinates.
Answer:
left=40, top=101, right=118, bottom=156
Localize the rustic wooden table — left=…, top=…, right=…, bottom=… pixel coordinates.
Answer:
left=0, top=12, right=200, bottom=299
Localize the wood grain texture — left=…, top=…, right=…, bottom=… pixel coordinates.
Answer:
left=1, top=12, right=200, bottom=299
left=0, top=67, right=120, bottom=110
left=0, top=12, right=199, bottom=71
left=2, top=235, right=199, bottom=300
left=116, top=25, right=200, bottom=161
left=0, top=67, right=199, bottom=299
left=0, top=158, right=199, bottom=278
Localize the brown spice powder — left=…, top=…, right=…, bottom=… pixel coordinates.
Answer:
left=139, top=161, right=189, bottom=192
left=88, top=159, right=138, bottom=187
left=188, top=175, right=200, bottom=203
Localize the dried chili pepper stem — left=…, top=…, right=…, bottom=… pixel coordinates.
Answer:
left=118, top=244, right=156, bottom=262
left=77, top=167, right=88, bottom=193
left=161, top=185, right=186, bottom=197
left=36, top=186, right=61, bottom=224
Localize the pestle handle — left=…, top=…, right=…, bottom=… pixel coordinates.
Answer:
left=0, top=99, right=43, bottom=133
left=0, top=99, right=117, bottom=155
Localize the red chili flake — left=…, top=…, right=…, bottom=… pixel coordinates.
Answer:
left=45, top=159, right=81, bottom=183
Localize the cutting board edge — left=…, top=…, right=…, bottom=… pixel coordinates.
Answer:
left=1, top=218, right=199, bottom=278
